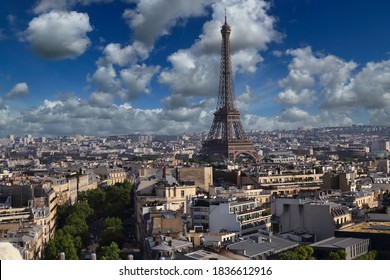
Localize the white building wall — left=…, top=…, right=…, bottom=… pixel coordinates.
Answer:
left=302, top=204, right=334, bottom=241
left=278, top=200, right=335, bottom=241
left=209, top=203, right=240, bottom=233
left=280, top=203, right=305, bottom=233
left=272, top=198, right=302, bottom=217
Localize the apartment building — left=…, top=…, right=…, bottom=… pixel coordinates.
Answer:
left=175, top=166, right=213, bottom=192
left=190, top=197, right=271, bottom=236
left=273, top=197, right=353, bottom=241
left=322, top=172, right=357, bottom=192
left=0, top=209, right=45, bottom=259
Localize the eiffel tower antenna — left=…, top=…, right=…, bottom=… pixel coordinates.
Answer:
left=200, top=16, right=258, bottom=162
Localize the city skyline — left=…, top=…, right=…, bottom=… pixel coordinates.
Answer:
left=1, top=0, right=390, bottom=137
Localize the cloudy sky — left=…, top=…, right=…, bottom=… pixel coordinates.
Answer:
left=1, top=0, right=390, bottom=137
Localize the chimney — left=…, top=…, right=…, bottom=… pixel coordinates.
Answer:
left=23, top=250, right=29, bottom=260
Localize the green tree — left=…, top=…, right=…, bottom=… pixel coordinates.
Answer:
left=354, top=251, right=377, bottom=260
left=104, top=217, right=123, bottom=229
left=263, top=209, right=272, bottom=216
left=73, top=236, right=84, bottom=255
left=328, top=250, right=347, bottom=260
left=55, top=229, right=78, bottom=260
left=43, top=239, right=58, bottom=260
left=71, top=201, right=94, bottom=222
left=63, top=214, right=90, bottom=247
left=295, top=246, right=314, bottom=260
left=99, top=242, right=121, bottom=260
left=79, top=188, right=106, bottom=217
left=44, top=229, right=78, bottom=260
left=278, top=246, right=314, bottom=260
left=99, top=217, right=125, bottom=247
left=64, top=214, right=89, bottom=235
left=104, top=181, right=133, bottom=218
left=63, top=201, right=94, bottom=247
left=56, top=204, right=71, bottom=228
left=278, top=251, right=302, bottom=260
left=328, top=251, right=341, bottom=260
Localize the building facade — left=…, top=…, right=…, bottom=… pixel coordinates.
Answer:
left=191, top=198, right=271, bottom=236
left=273, top=198, right=353, bottom=241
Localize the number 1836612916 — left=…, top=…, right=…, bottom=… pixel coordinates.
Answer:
left=212, top=266, right=272, bottom=276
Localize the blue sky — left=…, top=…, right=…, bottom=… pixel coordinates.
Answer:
left=1, top=0, right=390, bottom=137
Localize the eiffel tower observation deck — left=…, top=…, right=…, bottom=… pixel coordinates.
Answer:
left=201, top=15, right=258, bottom=162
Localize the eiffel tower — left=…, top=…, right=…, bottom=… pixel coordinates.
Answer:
left=201, top=15, right=258, bottom=162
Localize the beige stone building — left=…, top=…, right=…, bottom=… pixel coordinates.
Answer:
left=136, top=182, right=197, bottom=218
left=0, top=209, right=45, bottom=259
left=255, top=173, right=322, bottom=186
left=50, top=177, right=69, bottom=205
left=68, top=172, right=97, bottom=204
left=95, top=166, right=127, bottom=186
left=342, top=191, right=377, bottom=209
left=322, top=172, right=357, bottom=192
left=210, top=185, right=272, bottom=206
left=155, top=184, right=197, bottom=212
left=175, top=166, right=213, bottom=192
left=140, top=209, right=192, bottom=259
left=149, top=209, right=184, bottom=237
left=136, top=167, right=197, bottom=214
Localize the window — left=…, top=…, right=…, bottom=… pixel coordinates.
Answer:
left=181, top=190, right=185, bottom=198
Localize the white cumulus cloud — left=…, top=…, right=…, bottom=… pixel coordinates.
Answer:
left=13, top=95, right=212, bottom=136
left=120, top=64, right=160, bottom=100
left=4, top=83, right=29, bottom=99
left=1, top=83, right=29, bottom=108
left=90, top=65, right=121, bottom=93
left=33, top=0, right=114, bottom=14
left=122, top=0, right=212, bottom=47
left=280, top=107, right=312, bottom=123
left=275, top=46, right=390, bottom=128
left=276, top=88, right=316, bottom=106
left=24, top=11, right=92, bottom=60
left=325, top=60, right=390, bottom=110
left=97, top=42, right=150, bottom=67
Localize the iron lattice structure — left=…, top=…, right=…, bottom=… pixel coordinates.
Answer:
left=201, top=17, right=258, bottom=162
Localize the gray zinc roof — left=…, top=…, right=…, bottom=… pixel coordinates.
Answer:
left=227, top=234, right=298, bottom=258
left=311, top=237, right=369, bottom=249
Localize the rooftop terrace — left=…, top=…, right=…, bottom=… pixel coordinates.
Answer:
left=339, top=222, right=390, bottom=234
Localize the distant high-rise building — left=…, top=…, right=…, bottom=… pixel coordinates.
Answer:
left=138, top=135, right=153, bottom=143
left=24, top=134, right=33, bottom=144
left=371, top=140, right=390, bottom=152
left=201, top=16, right=257, bottom=162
